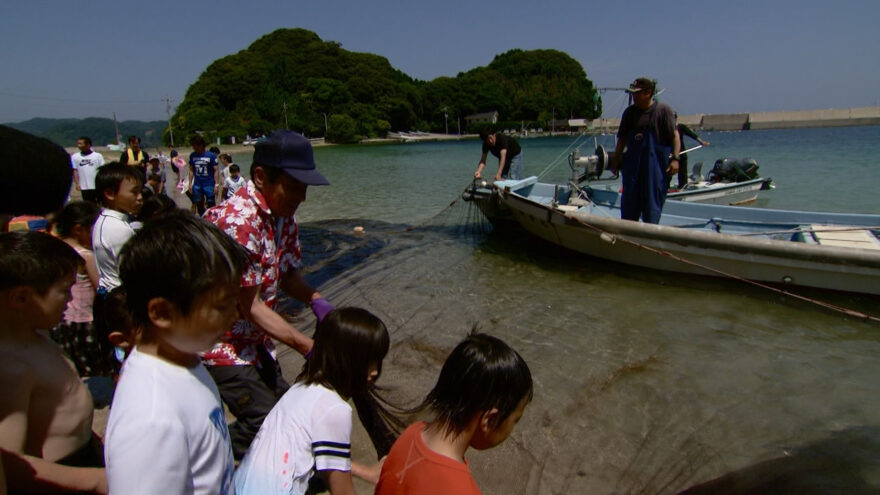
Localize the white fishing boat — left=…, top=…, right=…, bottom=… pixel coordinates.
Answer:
left=463, top=176, right=880, bottom=295
left=570, top=145, right=774, bottom=205
left=668, top=176, right=774, bottom=205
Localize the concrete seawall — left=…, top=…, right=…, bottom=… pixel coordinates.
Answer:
left=748, top=107, right=880, bottom=130
left=592, top=106, right=880, bottom=133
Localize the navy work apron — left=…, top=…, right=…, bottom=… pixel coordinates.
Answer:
left=620, top=128, right=671, bottom=224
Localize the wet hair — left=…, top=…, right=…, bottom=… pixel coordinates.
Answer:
left=298, top=307, right=390, bottom=400
left=119, top=210, right=248, bottom=328
left=0, top=125, right=73, bottom=217
left=78, top=136, right=92, bottom=146
left=137, top=194, right=177, bottom=222
left=55, top=201, right=100, bottom=237
left=478, top=127, right=495, bottom=142
left=229, top=164, right=240, bottom=174
left=190, top=135, right=206, bottom=147
left=103, top=287, right=134, bottom=336
left=0, top=231, right=83, bottom=293
left=209, top=146, right=221, bottom=155
left=298, top=307, right=405, bottom=456
left=95, top=162, right=143, bottom=204
left=422, top=331, right=532, bottom=434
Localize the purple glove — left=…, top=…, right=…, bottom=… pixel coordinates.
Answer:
left=310, top=297, right=334, bottom=323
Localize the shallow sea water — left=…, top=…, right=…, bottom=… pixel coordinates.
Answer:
left=233, top=127, right=880, bottom=493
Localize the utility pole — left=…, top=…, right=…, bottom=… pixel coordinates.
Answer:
left=322, top=112, right=328, bottom=136
left=162, top=96, right=175, bottom=147
left=443, top=106, right=448, bottom=134
left=282, top=101, right=289, bottom=130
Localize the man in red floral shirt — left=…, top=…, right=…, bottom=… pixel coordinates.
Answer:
left=203, top=130, right=334, bottom=459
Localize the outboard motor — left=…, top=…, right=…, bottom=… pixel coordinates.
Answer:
left=708, top=157, right=760, bottom=183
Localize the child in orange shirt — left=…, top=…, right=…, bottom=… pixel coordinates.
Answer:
left=375, top=333, right=532, bottom=495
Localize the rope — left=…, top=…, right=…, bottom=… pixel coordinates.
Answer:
left=535, top=134, right=592, bottom=180
left=738, top=225, right=880, bottom=237
left=397, top=182, right=474, bottom=232
left=558, top=210, right=880, bottom=324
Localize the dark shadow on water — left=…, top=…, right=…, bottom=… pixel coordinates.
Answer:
left=680, top=426, right=880, bottom=495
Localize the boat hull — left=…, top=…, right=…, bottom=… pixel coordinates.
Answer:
left=474, top=179, right=880, bottom=295
left=667, top=178, right=772, bottom=205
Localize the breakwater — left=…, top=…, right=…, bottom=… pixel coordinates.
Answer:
left=593, top=105, right=880, bottom=132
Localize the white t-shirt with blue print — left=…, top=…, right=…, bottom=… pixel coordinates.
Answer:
left=105, top=348, right=235, bottom=495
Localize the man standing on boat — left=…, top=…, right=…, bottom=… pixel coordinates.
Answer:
left=474, top=128, right=523, bottom=181
left=609, top=77, right=680, bottom=223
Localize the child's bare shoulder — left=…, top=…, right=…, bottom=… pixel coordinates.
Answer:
left=0, top=333, right=93, bottom=458
left=0, top=333, right=87, bottom=407
left=0, top=340, right=39, bottom=387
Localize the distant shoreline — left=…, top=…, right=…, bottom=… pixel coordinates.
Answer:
left=60, top=105, right=880, bottom=156
left=65, top=133, right=479, bottom=156
left=594, top=105, right=880, bottom=133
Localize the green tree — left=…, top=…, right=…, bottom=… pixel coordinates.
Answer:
left=173, top=28, right=600, bottom=141
left=326, top=114, right=358, bottom=143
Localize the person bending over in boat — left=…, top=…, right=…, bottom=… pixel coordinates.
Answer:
left=474, top=128, right=523, bottom=181
left=675, top=117, right=710, bottom=189
left=609, top=77, right=680, bottom=224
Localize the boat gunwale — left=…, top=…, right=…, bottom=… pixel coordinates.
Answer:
left=496, top=185, right=880, bottom=269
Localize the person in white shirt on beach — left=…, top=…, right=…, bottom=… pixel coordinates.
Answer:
left=71, top=136, right=105, bottom=203
left=91, top=163, right=144, bottom=374
left=221, top=163, right=246, bottom=200
left=104, top=211, right=249, bottom=495
left=92, top=164, right=143, bottom=294
left=234, top=308, right=389, bottom=495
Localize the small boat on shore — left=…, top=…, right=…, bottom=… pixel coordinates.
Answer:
left=570, top=146, right=774, bottom=205
left=463, top=176, right=880, bottom=295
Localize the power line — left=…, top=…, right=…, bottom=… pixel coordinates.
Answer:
left=0, top=90, right=162, bottom=104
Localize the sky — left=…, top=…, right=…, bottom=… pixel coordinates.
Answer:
left=1, top=0, right=878, bottom=124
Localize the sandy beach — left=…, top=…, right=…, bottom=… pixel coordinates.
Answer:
left=64, top=132, right=473, bottom=158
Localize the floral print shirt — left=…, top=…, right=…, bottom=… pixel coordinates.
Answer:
left=201, top=180, right=302, bottom=366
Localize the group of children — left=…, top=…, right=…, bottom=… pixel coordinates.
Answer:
left=0, top=125, right=534, bottom=495
left=178, top=138, right=246, bottom=215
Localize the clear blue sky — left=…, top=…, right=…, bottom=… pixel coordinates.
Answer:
left=1, top=0, right=878, bottom=123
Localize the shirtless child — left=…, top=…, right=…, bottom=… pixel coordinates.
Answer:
left=0, top=231, right=107, bottom=493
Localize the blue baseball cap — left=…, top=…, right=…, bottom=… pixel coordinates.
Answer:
left=253, top=130, right=329, bottom=186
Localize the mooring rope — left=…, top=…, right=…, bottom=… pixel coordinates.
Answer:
left=399, top=183, right=473, bottom=232
left=380, top=181, right=880, bottom=323
left=559, top=211, right=880, bottom=323
left=535, top=133, right=592, bottom=180
left=737, top=225, right=880, bottom=237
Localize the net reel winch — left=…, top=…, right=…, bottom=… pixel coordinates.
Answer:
left=568, top=145, right=615, bottom=183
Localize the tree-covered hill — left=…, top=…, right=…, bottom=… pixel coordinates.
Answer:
left=174, top=28, right=600, bottom=143
left=4, top=117, right=166, bottom=148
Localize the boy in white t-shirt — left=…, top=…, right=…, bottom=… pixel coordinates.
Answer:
left=221, top=164, right=246, bottom=200
left=71, top=136, right=105, bottom=203
left=92, top=163, right=143, bottom=294
left=104, top=210, right=249, bottom=495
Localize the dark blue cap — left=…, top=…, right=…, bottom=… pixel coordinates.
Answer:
left=253, top=130, right=329, bottom=186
